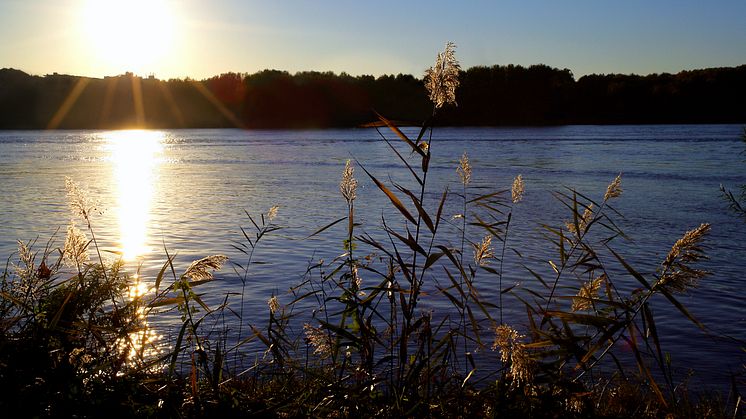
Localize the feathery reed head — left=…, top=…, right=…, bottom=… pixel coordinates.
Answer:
left=183, top=255, right=229, bottom=281
left=340, top=159, right=358, bottom=204
left=657, top=223, right=711, bottom=293
left=268, top=295, right=280, bottom=314
left=511, top=174, right=525, bottom=203
left=604, top=173, right=623, bottom=201
left=267, top=205, right=279, bottom=222
left=457, top=152, right=472, bottom=186
left=13, top=240, right=35, bottom=281
left=492, top=324, right=534, bottom=386
left=304, top=323, right=332, bottom=359
left=63, top=221, right=90, bottom=267
left=571, top=274, right=606, bottom=312
left=425, top=42, right=461, bottom=109
left=492, top=324, right=520, bottom=359
left=473, top=234, right=494, bottom=267
left=65, top=177, right=96, bottom=219
left=565, top=204, right=594, bottom=235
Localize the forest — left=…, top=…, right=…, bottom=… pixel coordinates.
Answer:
left=0, top=63, right=744, bottom=129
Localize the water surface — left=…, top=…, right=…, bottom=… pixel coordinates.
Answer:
left=0, top=125, right=744, bottom=388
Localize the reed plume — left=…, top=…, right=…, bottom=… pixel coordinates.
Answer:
left=340, top=159, right=358, bottom=203
left=511, top=174, right=525, bottom=203
left=304, top=323, right=332, bottom=359
left=571, top=274, right=606, bottom=312
left=65, top=177, right=97, bottom=220
left=267, top=205, right=279, bottom=222
left=424, top=42, right=460, bottom=109
left=267, top=295, right=280, bottom=314
left=457, top=152, right=472, bottom=186
left=566, top=204, right=594, bottom=234
left=183, top=255, right=229, bottom=281
left=12, top=240, right=35, bottom=282
left=492, top=324, right=534, bottom=386
left=604, top=173, right=623, bottom=201
left=656, top=223, right=711, bottom=293
left=63, top=221, right=90, bottom=267
left=473, top=234, right=494, bottom=267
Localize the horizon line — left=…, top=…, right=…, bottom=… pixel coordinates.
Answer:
left=5, top=61, right=746, bottom=83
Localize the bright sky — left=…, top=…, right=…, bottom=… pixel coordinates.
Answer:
left=1, top=0, right=745, bottom=80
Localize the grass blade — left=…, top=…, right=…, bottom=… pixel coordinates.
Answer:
left=358, top=162, right=416, bottom=225
left=374, top=110, right=424, bottom=157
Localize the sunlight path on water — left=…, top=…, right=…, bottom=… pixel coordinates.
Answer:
left=104, top=130, right=166, bottom=361
left=104, top=130, right=164, bottom=261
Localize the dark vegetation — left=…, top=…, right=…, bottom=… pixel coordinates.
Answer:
left=1, top=63, right=745, bottom=129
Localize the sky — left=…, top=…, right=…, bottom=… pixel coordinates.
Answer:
left=1, top=0, right=745, bottom=80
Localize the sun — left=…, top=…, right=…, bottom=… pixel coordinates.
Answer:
left=79, top=0, right=176, bottom=75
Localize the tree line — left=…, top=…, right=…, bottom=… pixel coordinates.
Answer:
left=0, top=63, right=744, bottom=129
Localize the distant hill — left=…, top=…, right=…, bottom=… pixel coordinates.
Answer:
left=0, top=64, right=744, bottom=129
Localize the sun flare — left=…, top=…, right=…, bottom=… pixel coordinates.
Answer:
left=80, top=0, right=175, bottom=75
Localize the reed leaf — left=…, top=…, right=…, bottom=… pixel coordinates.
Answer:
left=374, top=110, right=425, bottom=157
left=238, top=225, right=255, bottom=249
left=606, top=245, right=653, bottom=290
left=383, top=222, right=428, bottom=257
left=306, top=216, right=347, bottom=239
left=148, top=296, right=186, bottom=307
left=169, top=320, right=189, bottom=377
left=657, top=286, right=704, bottom=329
left=424, top=251, right=444, bottom=270
left=434, top=188, right=448, bottom=232
left=376, top=127, right=423, bottom=185
left=394, top=182, right=435, bottom=233
left=358, top=162, right=417, bottom=225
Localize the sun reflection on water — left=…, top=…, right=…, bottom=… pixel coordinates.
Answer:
left=105, top=130, right=165, bottom=362
left=125, top=273, right=164, bottom=363
left=105, top=130, right=164, bottom=261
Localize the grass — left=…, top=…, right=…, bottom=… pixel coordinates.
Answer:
left=1, top=44, right=744, bottom=418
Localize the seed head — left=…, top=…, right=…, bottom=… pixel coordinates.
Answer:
left=604, top=173, right=623, bottom=201
left=457, top=152, right=472, bottom=186
left=473, top=235, right=494, bottom=267
left=511, top=174, right=525, bottom=203
left=13, top=240, right=35, bottom=281
left=657, top=223, right=711, bottom=293
left=267, top=205, right=279, bottom=222
left=340, top=159, right=358, bottom=204
left=565, top=204, right=594, bottom=235
left=571, top=274, right=606, bottom=312
left=424, top=42, right=461, bottom=109
left=268, top=295, right=280, bottom=314
left=492, top=324, right=534, bottom=386
left=183, top=255, right=229, bottom=282
left=492, top=324, right=519, bottom=360
left=63, top=221, right=90, bottom=267
left=65, top=177, right=96, bottom=220
left=304, top=323, right=332, bottom=359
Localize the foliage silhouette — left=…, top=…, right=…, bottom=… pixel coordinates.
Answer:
left=1, top=63, right=745, bottom=129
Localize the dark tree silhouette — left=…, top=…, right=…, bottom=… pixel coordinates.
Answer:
left=0, top=64, right=744, bottom=129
